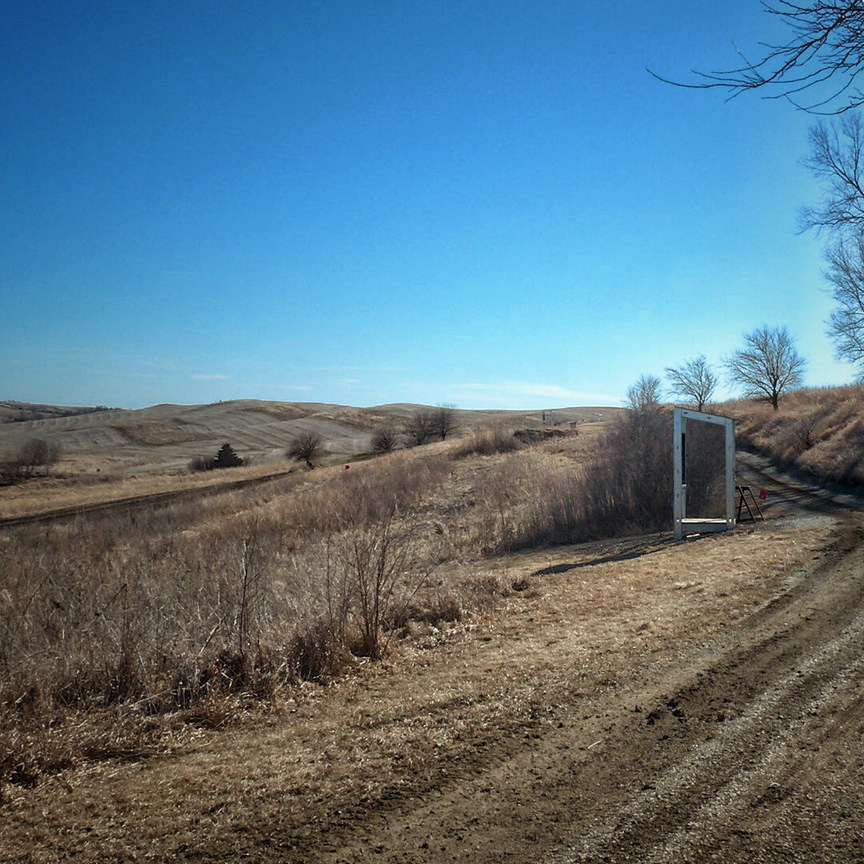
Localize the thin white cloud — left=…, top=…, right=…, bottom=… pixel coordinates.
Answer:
left=191, top=374, right=231, bottom=381
left=455, top=382, right=619, bottom=405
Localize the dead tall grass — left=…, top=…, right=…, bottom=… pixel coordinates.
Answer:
left=452, top=424, right=523, bottom=458
left=727, top=384, right=864, bottom=485
left=452, top=410, right=725, bottom=555
left=0, top=448, right=467, bottom=787
left=0, top=410, right=727, bottom=790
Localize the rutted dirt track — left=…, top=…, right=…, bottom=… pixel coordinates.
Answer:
left=312, top=518, right=864, bottom=864
left=3, top=463, right=864, bottom=862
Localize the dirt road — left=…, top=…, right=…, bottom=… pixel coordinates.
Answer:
left=309, top=518, right=864, bottom=864
left=3, top=462, right=864, bottom=862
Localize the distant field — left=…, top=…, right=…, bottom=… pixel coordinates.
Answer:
left=0, top=399, right=619, bottom=471
left=0, top=399, right=620, bottom=518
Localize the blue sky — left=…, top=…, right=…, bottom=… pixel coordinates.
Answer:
left=1, top=1, right=853, bottom=410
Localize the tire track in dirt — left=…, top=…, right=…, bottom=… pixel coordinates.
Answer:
left=0, top=468, right=295, bottom=528
left=314, top=516, right=864, bottom=864
left=547, top=520, right=864, bottom=862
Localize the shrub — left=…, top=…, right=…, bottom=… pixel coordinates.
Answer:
left=188, top=454, right=216, bottom=472
left=333, top=509, right=430, bottom=659
left=287, top=431, right=324, bottom=468
left=1, top=438, right=61, bottom=482
left=371, top=426, right=398, bottom=454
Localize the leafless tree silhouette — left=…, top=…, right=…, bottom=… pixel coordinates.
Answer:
left=726, top=325, right=806, bottom=410
left=626, top=374, right=663, bottom=412
left=666, top=355, right=718, bottom=410
left=651, top=2, right=864, bottom=114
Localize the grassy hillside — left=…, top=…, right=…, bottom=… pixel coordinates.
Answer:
left=0, top=399, right=618, bottom=475
left=722, top=385, right=864, bottom=486
left=0, top=401, right=110, bottom=424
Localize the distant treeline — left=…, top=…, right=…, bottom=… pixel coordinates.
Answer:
left=0, top=402, right=112, bottom=424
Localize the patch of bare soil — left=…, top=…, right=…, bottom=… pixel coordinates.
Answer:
left=3, top=462, right=863, bottom=864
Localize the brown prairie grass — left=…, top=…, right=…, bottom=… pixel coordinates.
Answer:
left=0, top=460, right=298, bottom=520
left=724, top=384, right=864, bottom=485
left=0, top=394, right=826, bottom=793
left=111, top=422, right=204, bottom=446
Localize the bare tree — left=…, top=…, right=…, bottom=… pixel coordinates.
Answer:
left=824, top=234, right=864, bottom=371
left=288, top=431, right=324, bottom=468
left=726, top=325, right=806, bottom=410
left=801, top=114, right=864, bottom=233
left=625, top=374, right=663, bottom=412
left=651, top=1, right=864, bottom=113
left=665, top=355, right=718, bottom=411
left=16, top=438, right=60, bottom=479
left=405, top=410, right=436, bottom=446
left=432, top=404, right=459, bottom=441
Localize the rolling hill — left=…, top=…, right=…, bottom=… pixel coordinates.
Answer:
left=0, top=399, right=619, bottom=477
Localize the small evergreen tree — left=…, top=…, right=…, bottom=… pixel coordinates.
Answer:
left=213, top=442, right=243, bottom=469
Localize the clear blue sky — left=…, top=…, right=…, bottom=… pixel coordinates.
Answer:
left=1, top=1, right=853, bottom=410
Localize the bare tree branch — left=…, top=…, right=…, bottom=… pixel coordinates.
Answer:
left=650, top=1, right=864, bottom=113
left=824, top=233, right=864, bottom=369
left=801, top=113, right=864, bottom=230
left=626, top=374, right=663, bottom=412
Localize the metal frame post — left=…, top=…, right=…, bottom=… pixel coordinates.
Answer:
left=673, top=407, right=736, bottom=540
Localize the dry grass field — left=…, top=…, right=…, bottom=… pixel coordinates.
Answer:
left=725, top=383, right=864, bottom=484
left=2, top=391, right=864, bottom=862
left=0, top=400, right=616, bottom=519
left=0, top=400, right=619, bottom=786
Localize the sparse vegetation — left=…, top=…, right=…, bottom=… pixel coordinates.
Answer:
left=371, top=425, right=398, bottom=454
left=406, top=410, right=437, bottom=446
left=4, top=387, right=864, bottom=802
left=287, top=431, right=324, bottom=468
